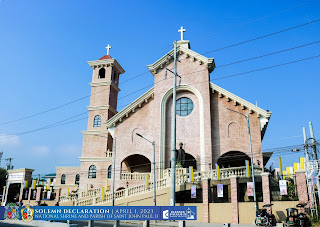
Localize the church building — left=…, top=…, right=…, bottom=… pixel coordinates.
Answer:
left=55, top=28, right=272, bottom=202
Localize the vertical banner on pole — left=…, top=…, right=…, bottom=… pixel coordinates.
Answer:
left=145, top=174, right=149, bottom=189
left=66, top=188, right=69, bottom=199
left=216, top=164, right=220, bottom=180
left=286, top=167, right=292, bottom=178
left=245, top=160, right=250, bottom=178
left=100, top=187, right=105, bottom=200
left=247, top=182, right=254, bottom=196
left=189, top=166, right=194, bottom=182
left=47, top=190, right=51, bottom=199
left=24, top=180, right=28, bottom=189
left=279, top=157, right=283, bottom=179
left=279, top=180, right=287, bottom=195
left=86, top=184, right=89, bottom=194
left=217, top=184, right=223, bottom=198
left=48, top=179, right=51, bottom=189
left=191, top=185, right=196, bottom=198
left=106, top=179, right=109, bottom=191
left=32, top=179, right=37, bottom=189
left=283, top=171, right=287, bottom=180
left=300, top=157, right=305, bottom=170
left=293, top=163, right=298, bottom=174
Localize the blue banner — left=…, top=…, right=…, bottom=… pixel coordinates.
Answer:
left=1, top=205, right=197, bottom=221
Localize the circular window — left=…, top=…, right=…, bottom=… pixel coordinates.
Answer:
left=176, top=97, right=193, bottom=116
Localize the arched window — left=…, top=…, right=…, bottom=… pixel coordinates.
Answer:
left=93, top=115, right=101, bottom=127
left=88, top=165, right=97, bottom=178
left=61, top=174, right=66, bottom=184
left=98, top=68, right=105, bottom=79
left=108, top=165, right=112, bottom=179
left=75, top=174, right=80, bottom=185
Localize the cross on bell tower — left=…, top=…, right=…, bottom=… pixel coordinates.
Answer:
left=178, top=26, right=186, bottom=40
left=105, top=44, right=112, bottom=55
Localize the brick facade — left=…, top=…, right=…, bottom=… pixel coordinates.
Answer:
left=230, top=176, right=239, bottom=223
left=202, top=178, right=210, bottom=223
left=296, top=170, right=308, bottom=203
left=261, top=172, right=271, bottom=204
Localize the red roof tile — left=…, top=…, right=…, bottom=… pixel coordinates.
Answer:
left=99, top=55, right=112, bottom=60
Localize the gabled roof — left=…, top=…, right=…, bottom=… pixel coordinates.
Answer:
left=106, top=82, right=271, bottom=138
left=147, top=41, right=215, bottom=74
left=209, top=82, right=272, bottom=139
left=106, top=87, right=154, bottom=128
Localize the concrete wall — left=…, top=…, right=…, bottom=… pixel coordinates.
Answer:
left=210, top=203, right=232, bottom=223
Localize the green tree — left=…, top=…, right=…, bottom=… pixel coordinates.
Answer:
left=0, top=168, right=7, bottom=193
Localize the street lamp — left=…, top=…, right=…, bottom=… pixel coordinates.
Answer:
left=227, top=108, right=257, bottom=214
left=136, top=133, right=156, bottom=206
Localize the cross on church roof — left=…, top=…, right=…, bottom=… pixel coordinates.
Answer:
left=178, top=26, right=186, bottom=40
left=105, top=44, right=112, bottom=55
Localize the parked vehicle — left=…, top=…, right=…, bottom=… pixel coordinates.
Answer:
left=255, top=204, right=276, bottom=226
left=285, top=207, right=299, bottom=226
left=285, top=203, right=311, bottom=227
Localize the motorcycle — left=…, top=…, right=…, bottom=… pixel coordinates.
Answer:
left=296, top=203, right=311, bottom=227
left=285, top=207, right=298, bottom=226
left=285, top=203, right=311, bottom=227
left=255, top=204, right=276, bottom=226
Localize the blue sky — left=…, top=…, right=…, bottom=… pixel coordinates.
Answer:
left=0, top=0, right=319, bottom=176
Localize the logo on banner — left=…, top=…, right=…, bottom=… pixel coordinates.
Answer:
left=161, top=207, right=196, bottom=220
left=186, top=208, right=195, bottom=219
left=21, top=204, right=34, bottom=222
left=163, top=210, right=169, bottom=219
left=5, top=203, right=19, bottom=220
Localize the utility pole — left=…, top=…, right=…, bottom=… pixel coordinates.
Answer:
left=112, top=138, right=116, bottom=206
left=227, top=108, right=257, bottom=214
left=309, top=122, right=318, bottom=161
left=0, top=151, right=3, bottom=167
left=111, top=137, right=120, bottom=227
left=303, top=127, right=314, bottom=207
left=309, top=122, right=320, bottom=207
left=170, top=40, right=177, bottom=207
left=136, top=133, right=156, bottom=206
left=5, top=158, right=13, bottom=170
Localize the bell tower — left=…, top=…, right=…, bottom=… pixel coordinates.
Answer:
left=86, top=45, right=125, bottom=131
left=78, top=45, right=125, bottom=191
left=81, top=45, right=125, bottom=158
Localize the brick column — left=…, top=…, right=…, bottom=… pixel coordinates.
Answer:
left=55, top=187, right=61, bottom=202
left=202, top=178, right=210, bottom=223
left=230, top=175, right=239, bottom=224
left=296, top=170, right=308, bottom=203
left=36, top=187, right=42, bottom=202
left=261, top=172, right=271, bottom=204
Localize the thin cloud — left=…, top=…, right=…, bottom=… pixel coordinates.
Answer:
left=0, top=134, right=20, bottom=147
